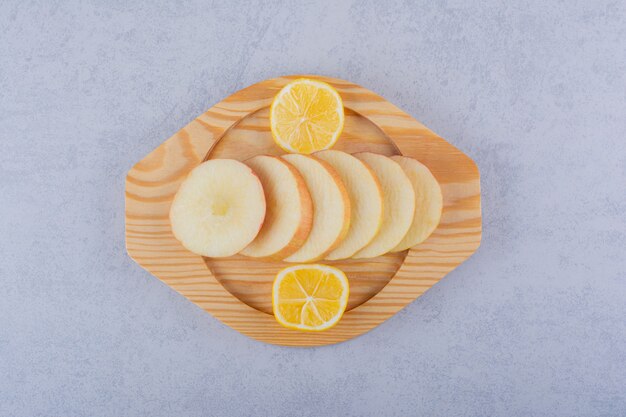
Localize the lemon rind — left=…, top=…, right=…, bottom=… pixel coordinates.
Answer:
left=270, top=78, right=345, bottom=155
left=272, top=263, right=349, bottom=331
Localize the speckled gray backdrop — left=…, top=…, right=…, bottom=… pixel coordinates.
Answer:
left=1, top=1, right=625, bottom=416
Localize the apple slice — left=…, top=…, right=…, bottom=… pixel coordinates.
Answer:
left=282, top=154, right=350, bottom=263
left=315, top=150, right=384, bottom=260
left=352, top=152, right=415, bottom=259
left=169, top=159, right=266, bottom=258
left=240, top=155, right=313, bottom=260
left=390, top=156, right=443, bottom=251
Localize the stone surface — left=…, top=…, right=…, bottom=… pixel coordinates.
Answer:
left=1, top=1, right=625, bottom=416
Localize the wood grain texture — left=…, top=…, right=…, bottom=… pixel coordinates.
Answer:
left=125, top=75, right=481, bottom=346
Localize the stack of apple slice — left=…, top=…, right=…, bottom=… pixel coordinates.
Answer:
left=169, top=151, right=442, bottom=261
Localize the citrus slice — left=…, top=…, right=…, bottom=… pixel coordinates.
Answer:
left=272, top=264, right=349, bottom=331
left=270, top=78, right=344, bottom=154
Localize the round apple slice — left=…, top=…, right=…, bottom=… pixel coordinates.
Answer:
left=240, top=155, right=313, bottom=260
left=169, top=159, right=266, bottom=258
left=315, top=150, right=384, bottom=260
left=352, top=152, right=415, bottom=259
left=282, top=154, right=350, bottom=263
left=390, top=156, right=443, bottom=251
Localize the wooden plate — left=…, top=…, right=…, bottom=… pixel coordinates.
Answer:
left=125, top=75, right=481, bottom=347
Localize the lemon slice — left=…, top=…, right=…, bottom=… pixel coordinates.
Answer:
left=272, top=264, right=349, bottom=331
left=270, top=78, right=345, bottom=154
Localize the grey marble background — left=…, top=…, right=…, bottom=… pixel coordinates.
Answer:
left=1, top=1, right=625, bottom=416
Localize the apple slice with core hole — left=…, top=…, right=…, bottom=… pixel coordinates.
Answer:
left=281, top=154, right=350, bottom=263
left=315, top=150, right=384, bottom=260
left=390, top=156, right=443, bottom=251
left=352, top=152, right=415, bottom=259
left=169, top=159, right=266, bottom=258
left=240, top=155, right=313, bottom=260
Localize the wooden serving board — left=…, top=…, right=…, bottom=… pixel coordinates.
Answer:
left=125, top=75, right=481, bottom=347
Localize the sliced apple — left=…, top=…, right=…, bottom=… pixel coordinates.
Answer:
left=169, top=159, right=266, bottom=258
left=390, top=156, right=443, bottom=251
left=315, top=150, right=384, bottom=260
left=352, top=152, right=415, bottom=259
left=240, top=155, right=313, bottom=260
left=281, top=154, right=350, bottom=263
